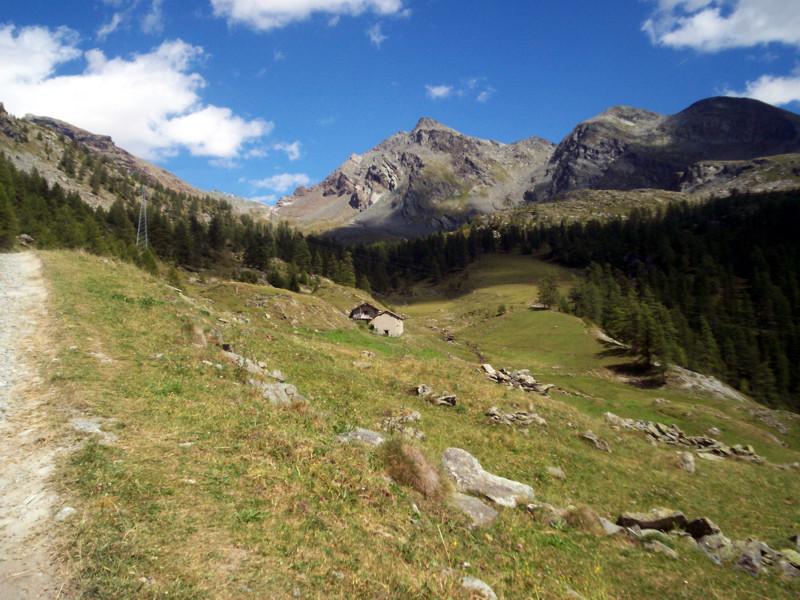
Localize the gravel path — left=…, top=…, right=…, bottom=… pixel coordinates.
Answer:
left=0, top=252, right=68, bottom=600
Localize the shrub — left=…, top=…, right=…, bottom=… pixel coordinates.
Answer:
left=378, top=437, right=444, bottom=500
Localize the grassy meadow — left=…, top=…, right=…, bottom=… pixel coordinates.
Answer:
left=40, top=250, right=800, bottom=599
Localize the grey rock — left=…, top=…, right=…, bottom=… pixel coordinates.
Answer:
left=448, top=493, right=499, bottom=529
left=644, top=540, right=679, bottom=559
left=254, top=382, right=309, bottom=406
left=789, top=533, right=800, bottom=551
left=335, top=428, right=386, bottom=447
left=696, top=534, right=734, bottom=563
left=352, top=361, right=372, bottom=369
left=697, top=451, right=726, bottom=462
left=598, top=517, right=624, bottom=536
left=442, top=447, right=535, bottom=508
left=54, top=506, right=77, bottom=522
left=580, top=430, right=611, bottom=452
left=459, top=576, right=498, bottom=600
left=680, top=451, right=696, bottom=474
left=782, top=548, right=800, bottom=569
left=734, top=547, right=761, bottom=576
left=616, top=508, right=688, bottom=532
left=778, top=559, right=800, bottom=578
left=414, top=384, right=433, bottom=397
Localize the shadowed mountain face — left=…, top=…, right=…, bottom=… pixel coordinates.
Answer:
left=273, top=118, right=555, bottom=241
left=525, top=97, right=800, bottom=201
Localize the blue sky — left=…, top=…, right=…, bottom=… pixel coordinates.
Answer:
left=2, top=1, right=799, bottom=203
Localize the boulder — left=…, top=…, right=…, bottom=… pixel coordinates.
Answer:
left=448, top=493, right=499, bottom=529
left=254, top=382, right=309, bottom=405
left=441, top=448, right=535, bottom=508
left=481, top=364, right=496, bottom=376
left=335, top=428, right=386, bottom=447
left=616, top=508, right=688, bottom=532
left=680, top=451, right=696, bottom=474
left=415, top=384, right=433, bottom=397
left=778, top=559, right=800, bottom=578
left=685, top=517, right=721, bottom=539
left=546, top=466, right=566, bottom=481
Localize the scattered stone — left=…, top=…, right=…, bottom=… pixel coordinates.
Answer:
left=441, top=447, right=535, bottom=508
left=546, top=466, right=566, bottom=481
left=361, top=350, right=375, bottom=358
left=250, top=381, right=309, bottom=406
left=334, top=428, right=387, bottom=447
left=706, top=426, right=722, bottom=437
left=776, top=461, right=800, bottom=470
left=680, top=451, right=696, bottom=474
left=652, top=398, right=669, bottom=405
left=379, top=412, right=425, bottom=441
left=579, top=430, right=611, bottom=452
left=644, top=539, right=679, bottom=559
left=685, top=517, right=721, bottom=539
left=54, top=506, right=77, bottom=522
left=486, top=406, right=546, bottom=428
left=599, top=517, right=624, bottom=536
left=603, top=411, right=764, bottom=464
left=352, top=361, right=372, bottom=369
left=616, top=508, right=688, bottom=532
left=482, top=364, right=554, bottom=395
left=70, top=417, right=118, bottom=444
left=526, top=502, right=568, bottom=528
left=745, top=406, right=791, bottom=435
left=414, top=384, right=433, bottom=397
left=448, top=493, right=499, bottom=529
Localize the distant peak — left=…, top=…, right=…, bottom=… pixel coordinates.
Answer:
left=412, top=117, right=456, bottom=133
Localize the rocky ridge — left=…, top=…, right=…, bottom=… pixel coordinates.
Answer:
left=274, top=117, right=554, bottom=239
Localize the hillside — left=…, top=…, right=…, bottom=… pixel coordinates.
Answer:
left=0, top=104, right=271, bottom=220
left=17, top=249, right=800, bottom=599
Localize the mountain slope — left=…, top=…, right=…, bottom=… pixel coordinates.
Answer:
left=0, top=104, right=271, bottom=219
left=274, top=118, right=555, bottom=240
left=525, top=97, right=800, bottom=201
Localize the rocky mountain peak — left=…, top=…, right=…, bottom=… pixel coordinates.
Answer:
left=412, top=117, right=456, bottom=133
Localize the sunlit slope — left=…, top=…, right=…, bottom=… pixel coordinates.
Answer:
left=42, top=250, right=800, bottom=600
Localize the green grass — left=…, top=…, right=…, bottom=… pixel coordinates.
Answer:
left=40, top=250, right=800, bottom=600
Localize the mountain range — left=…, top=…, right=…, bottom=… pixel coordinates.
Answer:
left=2, top=97, right=800, bottom=241
left=275, top=96, right=800, bottom=240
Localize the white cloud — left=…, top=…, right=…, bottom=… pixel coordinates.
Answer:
left=142, top=0, right=165, bottom=34
left=425, top=84, right=453, bottom=100
left=273, top=141, right=302, bottom=160
left=0, top=25, right=80, bottom=84
left=0, top=25, right=272, bottom=160
left=366, top=23, right=387, bottom=48
left=273, top=49, right=286, bottom=60
left=476, top=87, right=495, bottom=103
left=426, top=80, right=495, bottom=103
left=727, top=69, right=800, bottom=105
left=97, top=14, right=123, bottom=40
left=210, top=0, right=405, bottom=31
left=643, top=0, right=800, bottom=51
left=250, top=172, right=311, bottom=192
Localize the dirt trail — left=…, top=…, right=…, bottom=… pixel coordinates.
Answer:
left=0, top=252, right=69, bottom=600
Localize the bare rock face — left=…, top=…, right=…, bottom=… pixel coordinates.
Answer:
left=274, top=118, right=555, bottom=240
left=441, top=447, right=535, bottom=508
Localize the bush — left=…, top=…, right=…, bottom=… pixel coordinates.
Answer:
left=378, top=437, right=444, bottom=500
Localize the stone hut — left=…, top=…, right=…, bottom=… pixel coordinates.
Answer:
left=370, top=311, right=404, bottom=337
left=349, top=302, right=381, bottom=321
